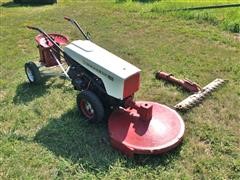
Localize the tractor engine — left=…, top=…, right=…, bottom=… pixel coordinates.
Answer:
left=64, top=40, right=141, bottom=110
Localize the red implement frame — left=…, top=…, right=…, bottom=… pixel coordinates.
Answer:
left=35, top=33, right=69, bottom=67
left=155, top=71, right=201, bottom=93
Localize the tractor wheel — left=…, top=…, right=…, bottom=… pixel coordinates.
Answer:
left=77, top=90, right=104, bottom=123
left=25, top=61, right=41, bottom=84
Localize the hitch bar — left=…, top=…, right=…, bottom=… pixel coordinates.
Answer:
left=155, top=71, right=201, bottom=93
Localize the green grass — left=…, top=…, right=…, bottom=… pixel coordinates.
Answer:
left=117, top=0, right=240, bottom=33
left=0, top=0, right=240, bottom=179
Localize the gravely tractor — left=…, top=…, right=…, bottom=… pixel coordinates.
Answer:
left=24, top=17, right=224, bottom=157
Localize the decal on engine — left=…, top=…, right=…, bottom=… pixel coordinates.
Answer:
left=82, top=60, right=114, bottom=81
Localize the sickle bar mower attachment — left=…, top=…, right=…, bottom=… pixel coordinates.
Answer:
left=155, top=71, right=201, bottom=93
left=174, top=78, right=225, bottom=111
left=155, top=71, right=225, bottom=111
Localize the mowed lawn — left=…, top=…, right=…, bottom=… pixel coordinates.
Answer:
left=0, top=0, right=240, bottom=179
left=122, top=0, right=240, bottom=33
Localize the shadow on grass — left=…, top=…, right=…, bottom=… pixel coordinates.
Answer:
left=1, top=1, right=54, bottom=8
left=34, top=108, right=117, bottom=172
left=34, top=108, right=183, bottom=173
left=116, top=0, right=159, bottom=3
left=13, top=77, right=68, bottom=104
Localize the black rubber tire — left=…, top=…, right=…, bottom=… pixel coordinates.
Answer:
left=77, top=90, right=104, bottom=123
left=25, top=61, right=41, bottom=84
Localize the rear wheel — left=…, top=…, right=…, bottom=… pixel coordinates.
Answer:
left=77, top=90, right=104, bottom=123
left=25, top=61, right=41, bottom=84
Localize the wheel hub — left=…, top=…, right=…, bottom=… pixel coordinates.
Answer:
left=80, top=100, right=94, bottom=118
left=26, top=67, right=34, bottom=82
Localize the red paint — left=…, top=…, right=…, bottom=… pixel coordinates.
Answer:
left=139, top=103, right=153, bottom=122
left=108, top=101, right=185, bottom=157
left=37, top=45, right=60, bottom=67
left=35, top=33, right=69, bottom=67
left=35, top=33, right=69, bottom=48
left=80, top=100, right=94, bottom=119
left=156, top=71, right=201, bottom=93
left=123, top=73, right=140, bottom=98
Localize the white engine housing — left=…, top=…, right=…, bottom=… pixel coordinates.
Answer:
left=64, top=40, right=141, bottom=100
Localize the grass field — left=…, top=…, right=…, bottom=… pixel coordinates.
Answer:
left=117, top=0, right=240, bottom=33
left=0, top=0, right=240, bottom=179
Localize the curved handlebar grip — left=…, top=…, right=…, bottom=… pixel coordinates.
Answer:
left=26, top=26, right=42, bottom=33
left=64, top=16, right=71, bottom=21
left=26, top=26, right=37, bottom=30
left=63, top=16, right=90, bottom=40
left=26, top=26, right=44, bottom=35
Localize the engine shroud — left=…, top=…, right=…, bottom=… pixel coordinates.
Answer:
left=64, top=40, right=141, bottom=100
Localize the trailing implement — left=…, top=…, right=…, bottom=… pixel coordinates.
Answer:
left=174, top=79, right=225, bottom=111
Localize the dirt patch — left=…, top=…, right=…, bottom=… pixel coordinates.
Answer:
left=234, top=33, right=240, bottom=41
left=0, top=90, right=7, bottom=101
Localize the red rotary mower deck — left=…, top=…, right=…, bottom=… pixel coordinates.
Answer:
left=108, top=101, right=185, bottom=157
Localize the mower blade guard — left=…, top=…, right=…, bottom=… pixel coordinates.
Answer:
left=174, top=79, right=225, bottom=111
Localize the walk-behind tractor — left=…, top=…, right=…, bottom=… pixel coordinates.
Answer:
left=25, top=17, right=223, bottom=157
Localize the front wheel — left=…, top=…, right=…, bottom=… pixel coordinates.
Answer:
left=77, top=90, right=104, bottom=123
left=25, top=61, right=41, bottom=84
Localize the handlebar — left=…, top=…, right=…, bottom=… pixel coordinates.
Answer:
left=26, top=26, right=40, bottom=31
left=63, top=16, right=90, bottom=40
left=26, top=25, right=64, bottom=53
left=64, top=16, right=71, bottom=21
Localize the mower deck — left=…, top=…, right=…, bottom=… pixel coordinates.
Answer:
left=108, top=101, right=185, bottom=157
